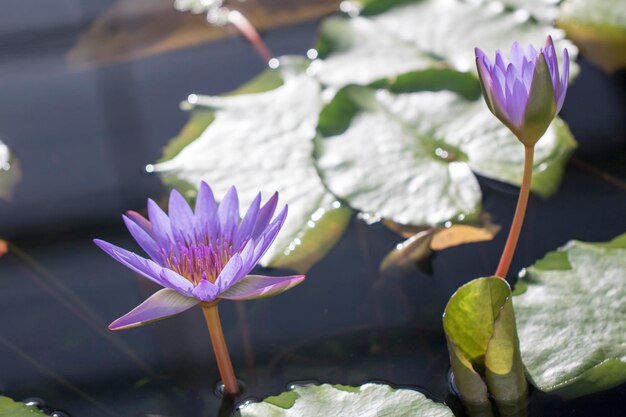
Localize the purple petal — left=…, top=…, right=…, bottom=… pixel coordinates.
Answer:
left=218, top=186, right=240, bottom=240
left=505, top=63, right=518, bottom=96
left=215, top=253, right=244, bottom=292
left=476, top=51, right=496, bottom=112
left=521, top=58, right=534, bottom=93
left=557, top=48, right=569, bottom=113
left=234, top=193, right=261, bottom=250
left=159, top=268, right=197, bottom=296
left=126, top=210, right=152, bottom=236
left=94, top=239, right=192, bottom=293
left=525, top=44, right=538, bottom=61
left=168, top=189, right=195, bottom=245
left=252, top=192, right=278, bottom=239
left=108, top=289, right=199, bottom=330
left=238, top=238, right=257, bottom=276
left=147, top=199, right=174, bottom=250
left=495, top=50, right=507, bottom=72
left=492, top=64, right=507, bottom=105
left=508, top=79, right=528, bottom=127
left=191, top=279, right=220, bottom=302
left=220, top=274, right=305, bottom=300
left=123, top=215, right=162, bottom=262
left=509, top=41, right=524, bottom=70
left=250, top=205, right=287, bottom=265
left=195, top=182, right=220, bottom=241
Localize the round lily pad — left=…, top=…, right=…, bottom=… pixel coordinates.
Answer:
left=237, top=383, right=454, bottom=417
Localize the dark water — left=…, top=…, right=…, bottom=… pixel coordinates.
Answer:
left=0, top=3, right=625, bottom=417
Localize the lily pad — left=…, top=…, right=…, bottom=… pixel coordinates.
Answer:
left=237, top=383, right=454, bottom=417
left=315, top=70, right=576, bottom=226
left=558, top=0, right=626, bottom=72
left=312, top=0, right=576, bottom=88
left=513, top=234, right=626, bottom=398
left=155, top=60, right=351, bottom=272
left=443, top=277, right=527, bottom=410
left=0, top=396, right=47, bottom=416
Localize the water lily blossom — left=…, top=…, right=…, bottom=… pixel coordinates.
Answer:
left=95, top=183, right=304, bottom=394
left=475, top=36, right=569, bottom=146
left=94, top=183, right=304, bottom=330
left=474, top=38, right=570, bottom=280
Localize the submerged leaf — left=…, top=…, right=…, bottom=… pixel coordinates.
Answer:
left=443, top=277, right=527, bottom=410
left=557, top=0, right=626, bottom=72
left=430, top=223, right=500, bottom=251
left=513, top=234, right=626, bottom=398
left=237, top=383, right=454, bottom=417
left=379, top=229, right=436, bottom=275
left=0, top=396, right=48, bottom=416
left=156, top=61, right=350, bottom=272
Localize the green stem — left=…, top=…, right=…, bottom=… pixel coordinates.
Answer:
left=495, top=145, right=535, bottom=279
left=202, top=302, right=240, bottom=395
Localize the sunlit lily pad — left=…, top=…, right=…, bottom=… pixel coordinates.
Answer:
left=315, top=70, right=577, bottom=226
left=0, top=397, right=47, bottom=416
left=312, top=0, right=576, bottom=88
left=513, top=233, right=626, bottom=398
left=237, top=383, right=454, bottom=417
left=558, top=0, right=626, bottom=72
left=155, top=60, right=351, bottom=272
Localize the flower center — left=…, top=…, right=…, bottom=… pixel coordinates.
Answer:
left=164, top=238, right=234, bottom=285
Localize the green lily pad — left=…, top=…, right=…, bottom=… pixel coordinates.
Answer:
left=443, top=277, right=527, bottom=411
left=513, top=234, right=626, bottom=398
left=0, top=396, right=47, bottom=416
left=314, top=70, right=576, bottom=226
left=155, top=59, right=351, bottom=273
left=558, top=0, right=626, bottom=72
left=312, top=0, right=577, bottom=88
left=0, top=141, right=21, bottom=200
left=237, top=383, right=454, bottom=417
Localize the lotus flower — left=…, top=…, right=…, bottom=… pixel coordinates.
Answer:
left=95, top=183, right=304, bottom=330
left=475, top=36, right=569, bottom=146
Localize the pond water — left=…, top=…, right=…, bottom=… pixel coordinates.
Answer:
left=0, top=4, right=624, bottom=417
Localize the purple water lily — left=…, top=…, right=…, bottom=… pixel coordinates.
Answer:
left=95, top=183, right=304, bottom=330
left=475, top=36, right=569, bottom=145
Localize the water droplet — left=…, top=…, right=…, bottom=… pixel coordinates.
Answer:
left=339, top=1, right=360, bottom=17
left=268, top=58, right=280, bottom=69
left=306, top=49, right=318, bottom=60
left=444, top=221, right=452, bottom=228
left=357, top=212, right=382, bottom=225
left=144, top=164, right=155, bottom=174
left=435, top=148, right=449, bottom=160
left=51, top=411, right=71, bottom=417
left=332, top=201, right=341, bottom=209
left=187, top=94, right=199, bottom=105
left=214, top=379, right=246, bottom=398
left=288, top=380, right=319, bottom=390
left=311, top=208, right=326, bottom=221
left=22, top=397, right=46, bottom=408
left=457, top=213, right=465, bottom=221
